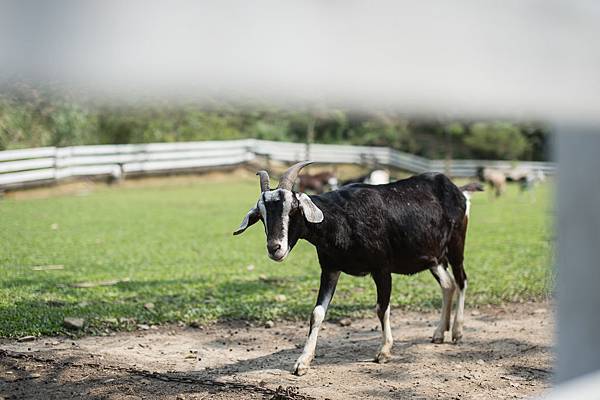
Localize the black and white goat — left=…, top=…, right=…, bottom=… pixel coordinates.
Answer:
left=234, top=161, right=482, bottom=375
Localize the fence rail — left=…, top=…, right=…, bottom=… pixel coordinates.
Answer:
left=0, top=139, right=555, bottom=190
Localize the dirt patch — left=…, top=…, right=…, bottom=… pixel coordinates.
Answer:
left=2, top=167, right=258, bottom=201
left=0, top=302, right=553, bottom=399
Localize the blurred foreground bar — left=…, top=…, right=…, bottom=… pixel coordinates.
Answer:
left=1, top=0, right=600, bottom=122
left=556, top=129, right=600, bottom=383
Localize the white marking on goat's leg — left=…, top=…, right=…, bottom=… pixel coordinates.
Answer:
left=293, top=305, right=325, bottom=376
left=375, top=304, right=393, bottom=363
left=452, top=280, right=467, bottom=343
left=293, top=270, right=339, bottom=376
left=431, top=265, right=456, bottom=343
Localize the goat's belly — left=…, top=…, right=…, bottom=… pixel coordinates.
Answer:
left=390, top=254, right=441, bottom=275
left=324, top=252, right=383, bottom=276
left=339, top=265, right=372, bottom=277
left=317, top=246, right=445, bottom=277
left=333, top=254, right=377, bottom=276
left=335, top=254, right=436, bottom=276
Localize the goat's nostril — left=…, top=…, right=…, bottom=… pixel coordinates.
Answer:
left=268, top=243, right=281, bottom=253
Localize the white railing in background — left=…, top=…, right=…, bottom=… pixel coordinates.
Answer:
left=0, top=139, right=555, bottom=190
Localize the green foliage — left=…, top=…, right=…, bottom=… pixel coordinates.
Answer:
left=47, top=102, right=98, bottom=146
left=446, top=121, right=466, bottom=137
left=0, top=179, right=553, bottom=337
left=96, top=105, right=249, bottom=144
left=464, top=122, right=531, bottom=160
left=0, top=84, right=550, bottom=160
left=0, top=87, right=98, bottom=149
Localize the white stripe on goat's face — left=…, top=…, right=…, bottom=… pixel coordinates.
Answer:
left=257, top=189, right=295, bottom=262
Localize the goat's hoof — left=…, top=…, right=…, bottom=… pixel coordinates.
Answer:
left=293, top=359, right=310, bottom=376
left=452, top=324, right=463, bottom=343
left=431, top=334, right=444, bottom=344
left=293, top=364, right=309, bottom=376
left=452, top=333, right=463, bottom=343
left=374, top=351, right=391, bottom=364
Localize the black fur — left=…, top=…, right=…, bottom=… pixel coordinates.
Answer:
left=288, top=173, right=470, bottom=281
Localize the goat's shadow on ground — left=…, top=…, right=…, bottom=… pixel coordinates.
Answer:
left=0, top=353, right=256, bottom=400
left=197, top=334, right=551, bottom=380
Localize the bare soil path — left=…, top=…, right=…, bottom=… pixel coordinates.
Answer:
left=0, top=302, right=553, bottom=400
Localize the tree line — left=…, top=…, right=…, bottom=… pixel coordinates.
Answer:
left=0, top=84, right=549, bottom=161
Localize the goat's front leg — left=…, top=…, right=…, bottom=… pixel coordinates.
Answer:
left=373, top=271, right=393, bottom=363
left=293, top=269, right=340, bottom=376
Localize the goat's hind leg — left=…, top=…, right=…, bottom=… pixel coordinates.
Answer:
left=293, top=270, right=340, bottom=376
left=430, top=264, right=456, bottom=343
left=450, top=262, right=467, bottom=343
left=373, top=271, right=393, bottom=363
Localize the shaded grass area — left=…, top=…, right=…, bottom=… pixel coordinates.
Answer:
left=0, top=178, right=553, bottom=337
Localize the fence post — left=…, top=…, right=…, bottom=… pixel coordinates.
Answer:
left=52, top=146, right=59, bottom=183
left=555, top=126, right=600, bottom=383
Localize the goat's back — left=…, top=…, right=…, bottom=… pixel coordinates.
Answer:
left=321, top=173, right=465, bottom=221
left=312, top=173, right=467, bottom=274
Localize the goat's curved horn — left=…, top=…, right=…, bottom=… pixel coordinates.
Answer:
left=277, top=161, right=313, bottom=190
left=256, top=170, right=270, bottom=192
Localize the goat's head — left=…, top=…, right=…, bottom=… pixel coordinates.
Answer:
left=233, top=161, right=324, bottom=262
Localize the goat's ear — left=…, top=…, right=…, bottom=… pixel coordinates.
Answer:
left=296, top=193, right=324, bottom=223
left=233, top=207, right=261, bottom=235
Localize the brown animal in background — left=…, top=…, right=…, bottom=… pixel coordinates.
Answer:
left=298, top=171, right=338, bottom=194
left=477, top=167, right=506, bottom=197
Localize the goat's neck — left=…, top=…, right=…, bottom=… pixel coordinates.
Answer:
left=300, top=219, right=326, bottom=248
left=300, top=204, right=347, bottom=251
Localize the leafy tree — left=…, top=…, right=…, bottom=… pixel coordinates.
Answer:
left=464, top=122, right=530, bottom=160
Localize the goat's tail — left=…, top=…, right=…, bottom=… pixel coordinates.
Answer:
left=459, top=182, right=484, bottom=192
left=460, top=182, right=483, bottom=218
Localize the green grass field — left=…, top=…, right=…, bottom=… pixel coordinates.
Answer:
left=0, top=178, right=553, bottom=337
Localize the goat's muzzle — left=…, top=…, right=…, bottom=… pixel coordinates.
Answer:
left=267, top=240, right=288, bottom=262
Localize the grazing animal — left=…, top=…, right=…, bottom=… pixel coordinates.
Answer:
left=298, top=171, right=338, bottom=194
left=524, top=169, right=545, bottom=190
left=234, top=161, right=483, bottom=376
left=477, top=166, right=506, bottom=197
left=506, top=167, right=546, bottom=192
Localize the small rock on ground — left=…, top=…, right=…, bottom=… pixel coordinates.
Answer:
left=63, top=318, right=85, bottom=330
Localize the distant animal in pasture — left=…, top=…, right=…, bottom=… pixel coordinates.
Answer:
left=297, top=171, right=338, bottom=194
left=234, top=161, right=483, bottom=375
left=506, top=167, right=546, bottom=192
left=477, top=167, right=506, bottom=197
left=525, top=169, right=546, bottom=190
left=341, top=169, right=390, bottom=186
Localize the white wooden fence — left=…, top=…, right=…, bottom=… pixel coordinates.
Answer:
left=0, top=139, right=555, bottom=190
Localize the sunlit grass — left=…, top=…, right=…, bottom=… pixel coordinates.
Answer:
left=0, top=178, right=553, bottom=337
